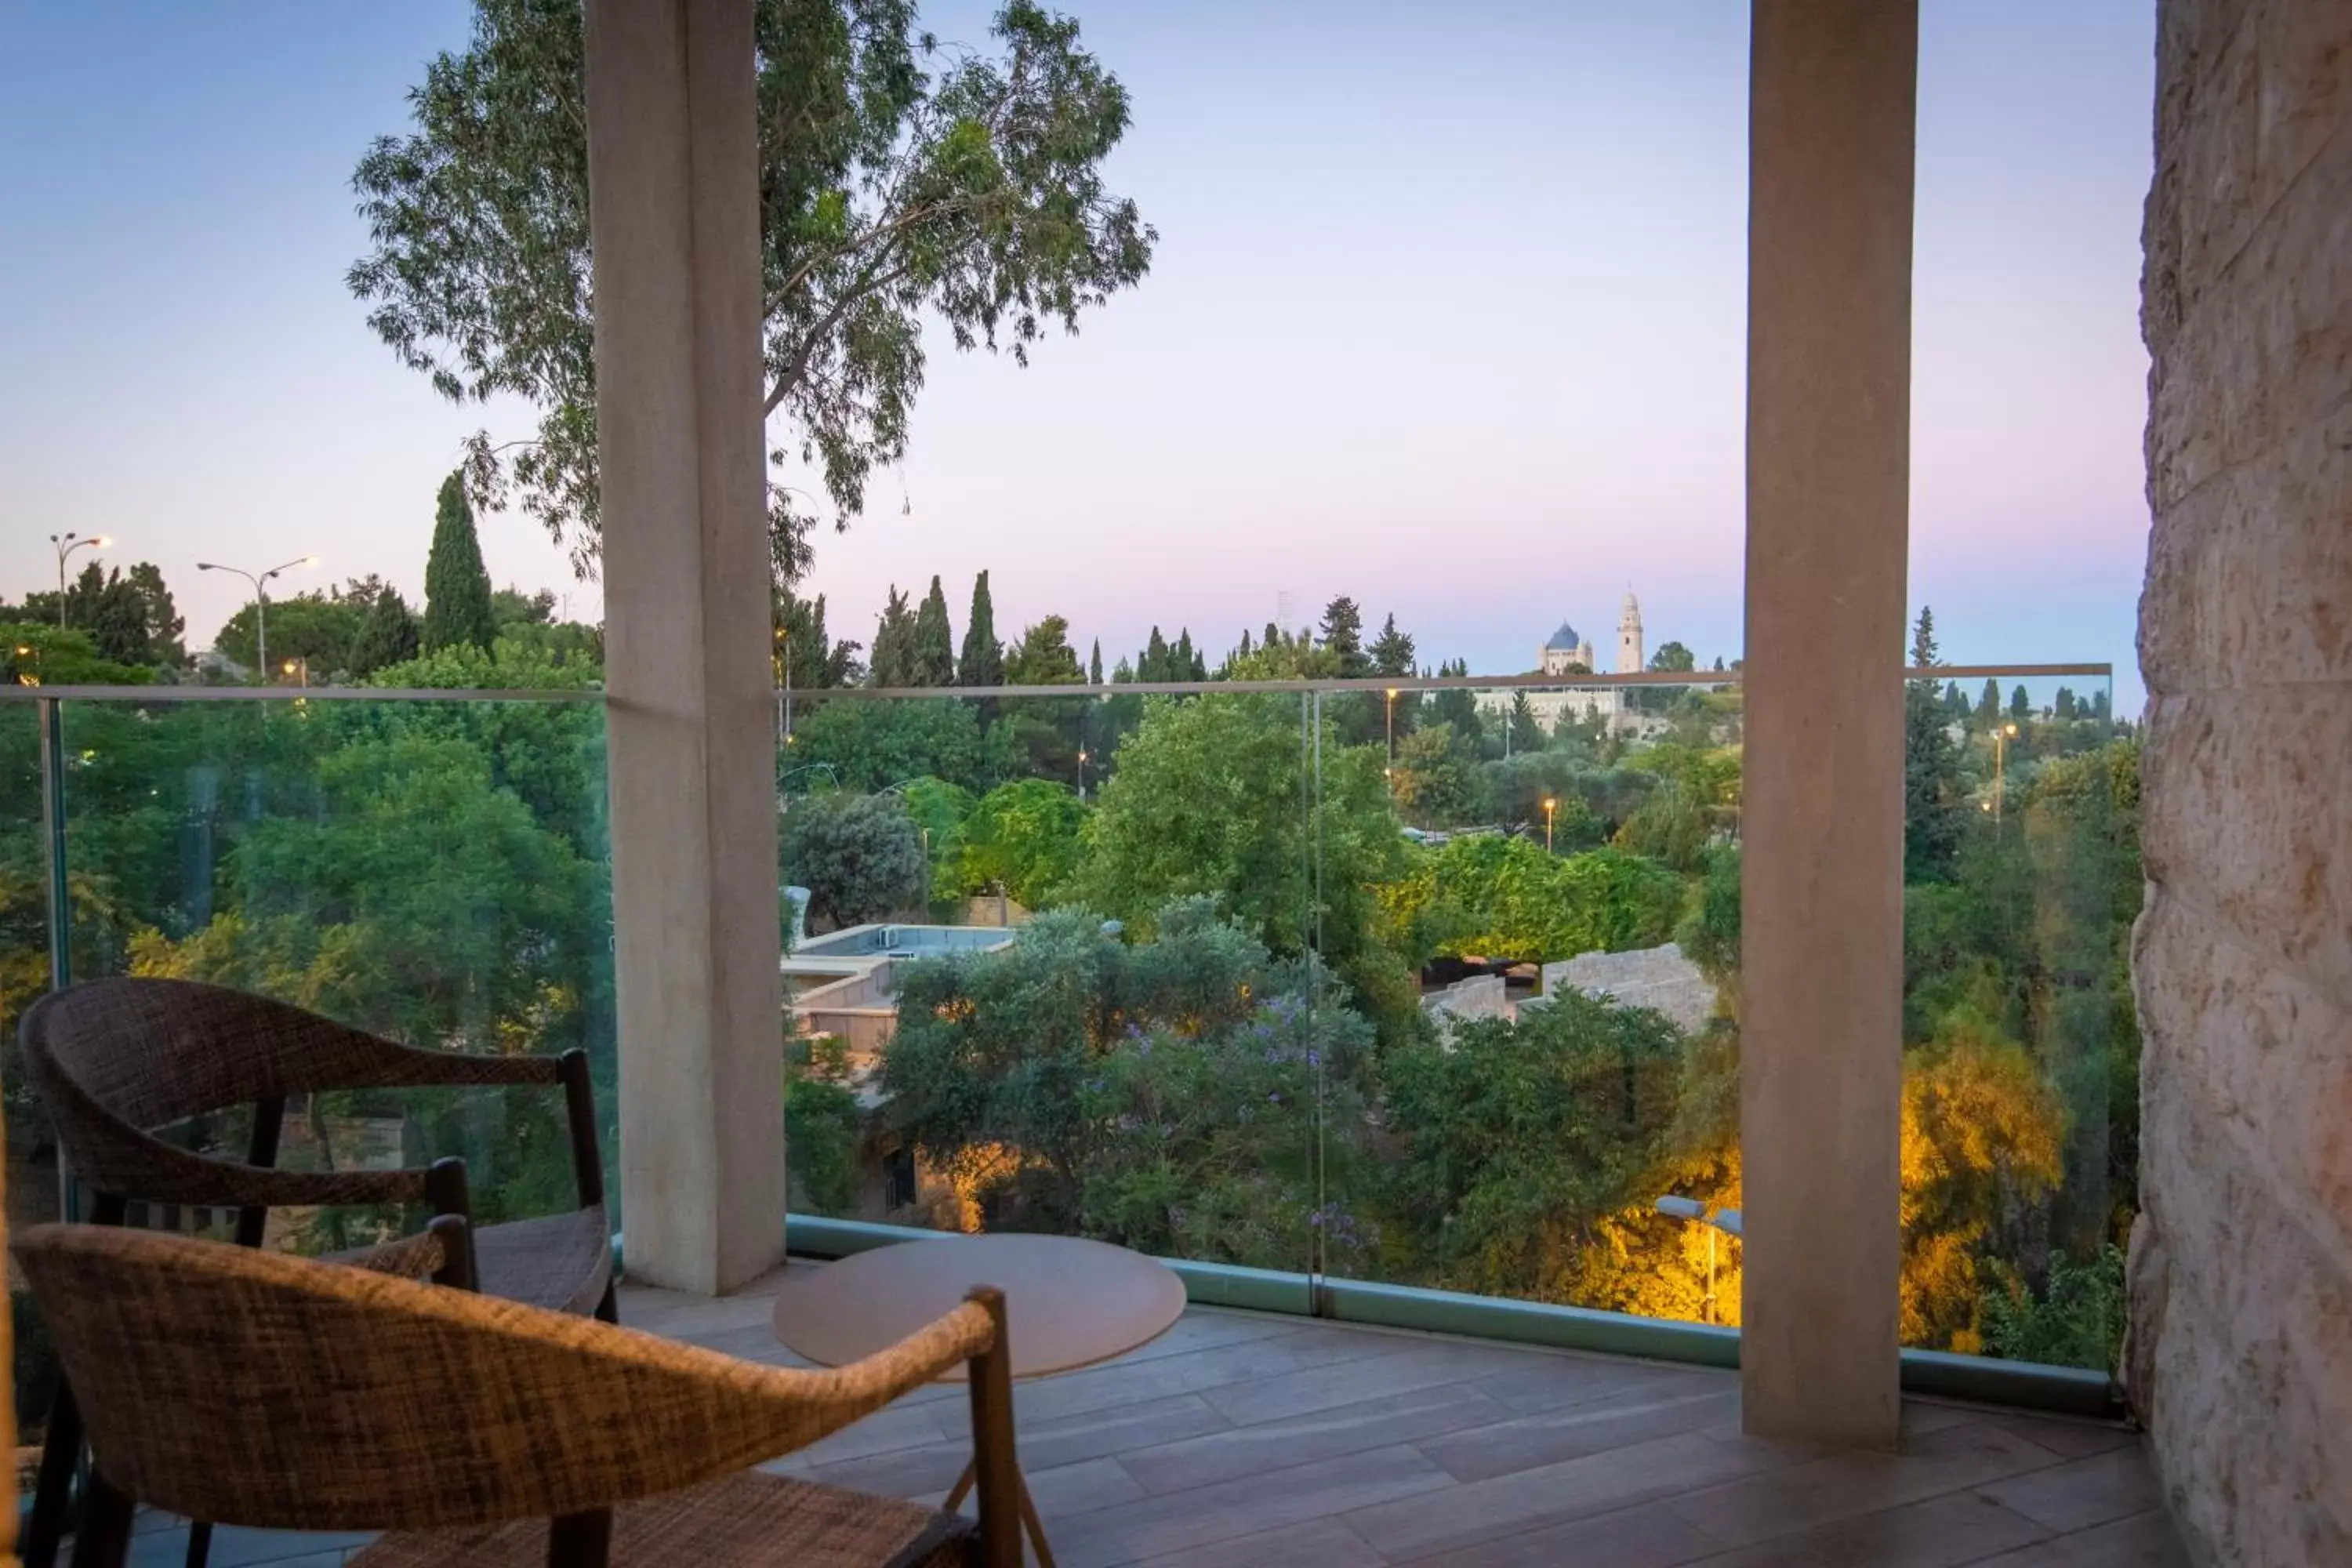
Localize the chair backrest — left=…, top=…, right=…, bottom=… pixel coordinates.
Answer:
left=19, top=978, right=542, bottom=1206
left=13, top=1224, right=996, bottom=1533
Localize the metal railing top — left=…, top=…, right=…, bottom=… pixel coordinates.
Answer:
left=0, top=662, right=2114, bottom=706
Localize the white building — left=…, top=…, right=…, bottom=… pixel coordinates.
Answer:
left=1480, top=591, right=1650, bottom=735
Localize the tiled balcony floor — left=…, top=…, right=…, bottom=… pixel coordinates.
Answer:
left=96, top=1265, right=2189, bottom=1566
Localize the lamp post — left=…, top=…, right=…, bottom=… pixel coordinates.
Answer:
left=281, top=657, right=310, bottom=689
left=773, top=624, right=793, bottom=744
left=1076, top=749, right=1090, bottom=802
left=1992, top=720, right=2019, bottom=825
left=1654, top=1196, right=1743, bottom=1325
left=1542, top=796, right=1558, bottom=853
left=198, top=555, right=317, bottom=681
left=47, top=533, right=111, bottom=626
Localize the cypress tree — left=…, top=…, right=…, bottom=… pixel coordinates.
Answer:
left=958, top=572, right=1003, bottom=687
left=1978, top=677, right=2002, bottom=724
left=422, top=472, right=497, bottom=652
left=870, top=586, right=918, bottom=686
left=2010, top=684, right=2031, bottom=720
left=1088, top=639, right=1103, bottom=684
left=912, top=575, right=956, bottom=685
left=349, top=585, right=422, bottom=677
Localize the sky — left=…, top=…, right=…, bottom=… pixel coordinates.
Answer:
left=0, top=2, right=2156, bottom=707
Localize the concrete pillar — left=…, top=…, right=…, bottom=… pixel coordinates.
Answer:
left=584, top=0, right=784, bottom=1294
left=1739, top=0, right=1917, bottom=1447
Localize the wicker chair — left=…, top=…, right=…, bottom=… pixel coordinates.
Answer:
left=17, top=978, right=618, bottom=1568
left=14, top=1222, right=1024, bottom=1568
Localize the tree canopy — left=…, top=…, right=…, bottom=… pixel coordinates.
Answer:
left=350, top=0, right=1155, bottom=578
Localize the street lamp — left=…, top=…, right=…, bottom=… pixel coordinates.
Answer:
left=1542, top=796, right=1558, bottom=853
left=1076, top=749, right=1090, bottom=802
left=1654, top=1196, right=1743, bottom=1325
left=198, top=554, right=318, bottom=681
left=1992, top=720, right=2020, bottom=824
left=47, top=533, right=111, bottom=626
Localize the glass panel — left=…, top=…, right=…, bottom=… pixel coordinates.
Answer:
left=55, top=693, right=615, bottom=1252
left=779, top=686, right=1321, bottom=1288
left=1900, top=670, right=2132, bottom=1369
left=1, top=699, right=60, bottom=1444
left=1321, top=674, right=1748, bottom=1327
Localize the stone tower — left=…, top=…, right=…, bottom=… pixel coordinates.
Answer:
left=1617, top=590, right=1643, bottom=674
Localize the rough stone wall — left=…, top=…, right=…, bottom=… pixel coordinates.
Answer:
left=2132, top=3, right=2352, bottom=1563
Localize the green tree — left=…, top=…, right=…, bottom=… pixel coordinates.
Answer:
left=1381, top=992, right=1686, bottom=1303
left=912, top=575, right=956, bottom=686
left=1648, top=641, right=1696, bottom=673
left=1001, top=615, right=1086, bottom=777
left=347, top=586, right=423, bottom=678
left=956, top=779, right=1086, bottom=907
left=423, top=472, right=498, bottom=654
left=214, top=590, right=368, bottom=677
left=778, top=792, right=928, bottom=930
left=1390, top=722, right=1483, bottom=828
left=1508, top=691, right=1544, bottom=753
left=869, top=586, right=919, bottom=687
left=490, top=586, right=557, bottom=630
left=785, top=698, right=1009, bottom=793
left=1087, top=639, right=1103, bottom=685
left=1904, top=607, right=1963, bottom=882
left=959, top=572, right=1004, bottom=688
left=1382, top=837, right=1682, bottom=966
left=775, top=589, right=862, bottom=688
left=1369, top=613, right=1415, bottom=678
left=0, top=625, right=151, bottom=687
left=1427, top=659, right=1484, bottom=750
left=1318, top=596, right=1369, bottom=677
left=1073, top=693, right=1404, bottom=977
left=882, top=900, right=1369, bottom=1255
left=2010, top=684, right=2032, bottom=721
left=1978, top=677, right=2002, bottom=724
left=351, top=1, right=1154, bottom=577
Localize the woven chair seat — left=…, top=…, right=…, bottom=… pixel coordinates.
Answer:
left=347, top=1472, right=974, bottom=1567
left=326, top=1204, right=612, bottom=1316
left=475, top=1204, right=612, bottom=1317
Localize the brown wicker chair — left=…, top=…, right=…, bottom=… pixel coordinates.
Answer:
left=17, top=978, right=619, bottom=1568
left=13, top=1223, right=1025, bottom=1568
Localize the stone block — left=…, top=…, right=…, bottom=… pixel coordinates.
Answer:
left=2144, top=55, right=2352, bottom=510
left=2253, top=2, right=2352, bottom=213
left=2128, top=1043, right=2352, bottom=1563
left=2139, top=406, right=2352, bottom=692
left=2139, top=689, right=2352, bottom=1005
left=2133, top=892, right=2352, bottom=1276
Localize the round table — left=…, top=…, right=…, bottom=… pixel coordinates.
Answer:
left=771, top=1234, right=1185, bottom=1564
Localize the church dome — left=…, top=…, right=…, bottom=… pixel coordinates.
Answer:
left=1544, top=622, right=1584, bottom=651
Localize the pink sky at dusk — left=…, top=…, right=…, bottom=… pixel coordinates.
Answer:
left=1, top=2, right=2154, bottom=706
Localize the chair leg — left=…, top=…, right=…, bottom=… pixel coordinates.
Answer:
left=186, top=1519, right=215, bottom=1568
left=23, top=1377, right=85, bottom=1568
left=72, top=1468, right=136, bottom=1568
left=546, top=1509, right=612, bottom=1568
left=595, top=1278, right=619, bottom=1324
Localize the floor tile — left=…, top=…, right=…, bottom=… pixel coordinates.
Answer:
left=1664, top=1420, right=2066, bottom=1548
left=1120, top=1381, right=1506, bottom=1495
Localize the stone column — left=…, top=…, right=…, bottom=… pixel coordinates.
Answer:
left=584, top=0, right=785, bottom=1294
left=2132, top=3, right=2352, bottom=1559
left=1739, top=0, right=1917, bottom=1448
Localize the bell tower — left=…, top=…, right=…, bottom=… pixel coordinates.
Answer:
left=1617, top=590, right=1643, bottom=674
